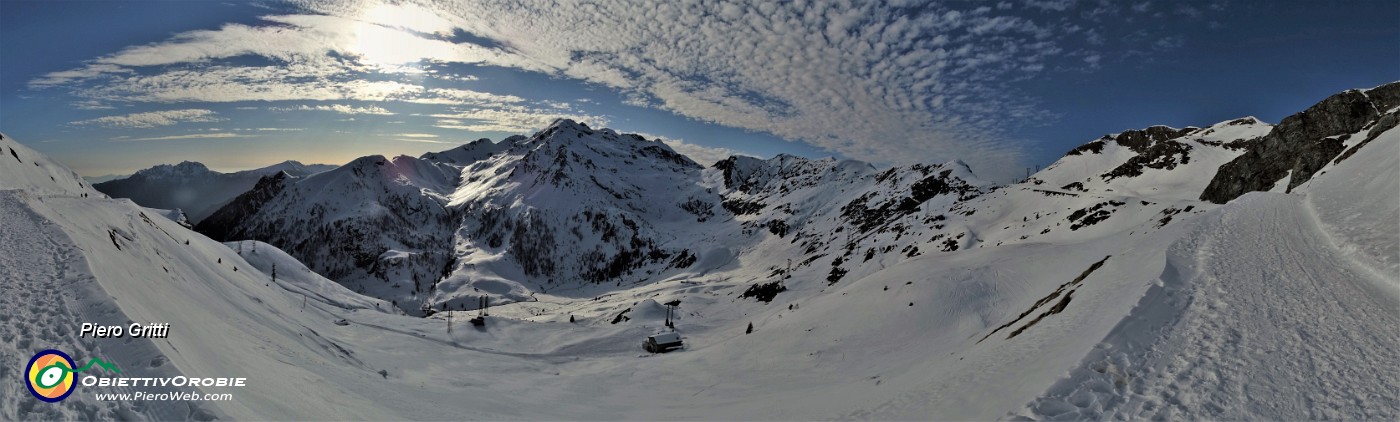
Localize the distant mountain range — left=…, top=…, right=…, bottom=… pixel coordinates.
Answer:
left=92, top=160, right=336, bottom=223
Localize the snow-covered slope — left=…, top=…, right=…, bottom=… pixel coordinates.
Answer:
left=3, top=83, right=1397, bottom=420
left=0, top=132, right=96, bottom=197
left=1016, top=125, right=1399, bottom=420
left=419, top=137, right=512, bottom=165
left=92, top=160, right=335, bottom=223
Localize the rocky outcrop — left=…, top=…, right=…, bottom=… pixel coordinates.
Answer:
left=1100, top=140, right=1193, bottom=181
left=195, top=171, right=294, bottom=241
left=1110, top=126, right=1198, bottom=153
left=1200, top=82, right=1400, bottom=203
left=1063, top=126, right=1197, bottom=157
left=1334, top=111, right=1399, bottom=164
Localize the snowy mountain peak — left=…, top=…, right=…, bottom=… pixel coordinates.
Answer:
left=508, top=119, right=702, bottom=182
left=349, top=154, right=390, bottom=167
left=1032, top=116, right=1274, bottom=201
left=514, top=118, right=598, bottom=147
left=937, top=159, right=986, bottom=186
left=1104, top=125, right=1199, bottom=153
left=420, top=138, right=508, bottom=165
left=230, top=160, right=334, bottom=179
left=545, top=117, right=593, bottom=132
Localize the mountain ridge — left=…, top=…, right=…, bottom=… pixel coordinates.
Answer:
left=193, top=105, right=1278, bottom=315
left=93, top=159, right=337, bottom=223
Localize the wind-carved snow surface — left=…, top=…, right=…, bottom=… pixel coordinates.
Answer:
left=0, top=92, right=1396, bottom=422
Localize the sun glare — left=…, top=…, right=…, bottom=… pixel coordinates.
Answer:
left=347, top=2, right=457, bottom=70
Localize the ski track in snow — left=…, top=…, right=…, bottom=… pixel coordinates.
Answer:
left=1019, top=193, right=1400, bottom=420
left=1, top=194, right=130, bottom=419
left=0, top=192, right=109, bottom=420
left=0, top=192, right=214, bottom=421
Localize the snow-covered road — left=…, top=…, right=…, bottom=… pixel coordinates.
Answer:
left=1022, top=193, right=1400, bottom=420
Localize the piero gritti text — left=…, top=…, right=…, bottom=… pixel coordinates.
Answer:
left=80, top=322, right=172, bottom=338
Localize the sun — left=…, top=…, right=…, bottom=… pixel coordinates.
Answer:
left=346, top=2, right=457, bottom=71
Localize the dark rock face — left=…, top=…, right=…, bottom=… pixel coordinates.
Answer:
left=839, top=165, right=980, bottom=234
left=1110, top=126, right=1198, bottom=153
left=1200, top=82, right=1399, bottom=203
left=195, top=172, right=293, bottom=241
left=1335, top=110, right=1399, bottom=164
left=739, top=281, right=787, bottom=303
left=1100, top=140, right=1193, bottom=181
left=1064, top=139, right=1108, bottom=156
left=1365, top=81, right=1400, bottom=112
left=1062, top=126, right=1195, bottom=158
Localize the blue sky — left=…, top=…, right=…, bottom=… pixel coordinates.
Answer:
left=1, top=0, right=1395, bottom=181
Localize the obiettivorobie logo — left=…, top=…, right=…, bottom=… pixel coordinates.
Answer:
left=26, top=349, right=121, bottom=402
left=26, top=349, right=248, bottom=404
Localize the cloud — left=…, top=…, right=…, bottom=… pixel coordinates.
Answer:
left=114, top=132, right=251, bottom=141
left=1154, top=36, right=1185, bottom=50
left=393, top=138, right=453, bottom=144
left=72, top=109, right=223, bottom=128
left=392, top=133, right=437, bottom=138
left=1023, top=0, right=1079, bottom=11
left=72, top=100, right=114, bottom=110
left=343, top=0, right=1076, bottom=179
left=431, top=106, right=608, bottom=133
left=227, top=127, right=304, bottom=131
left=272, top=104, right=397, bottom=115
left=30, top=0, right=1211, bottom=180
left=29, top=64, right=131, bottom=88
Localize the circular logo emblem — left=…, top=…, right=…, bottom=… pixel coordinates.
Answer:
left=27, top=350, right=76, bottom=402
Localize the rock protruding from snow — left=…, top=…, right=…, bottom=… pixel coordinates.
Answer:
left=1033, top=118, right=1273, bottom=200
left=1200, top=81, right=1400, bottom=203
left=196, top=171, right=297, bottom=241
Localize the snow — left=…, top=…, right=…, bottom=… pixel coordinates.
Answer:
left=0, top=192, right=207, bottom=420
left=419, top=138, right=508, bottom=165
left=1017, top=192, right=1399, bottom=420
left=1032, top=118, right=1272, bottom=201
left=1, top=109, right=1396, bottom=420
left=649, top=332, right=681, bottom=344
left=1301, top=125, right=1400, bottom=284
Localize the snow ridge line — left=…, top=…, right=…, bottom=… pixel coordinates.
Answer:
left=1298, top=192, right=1400, bottom=302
